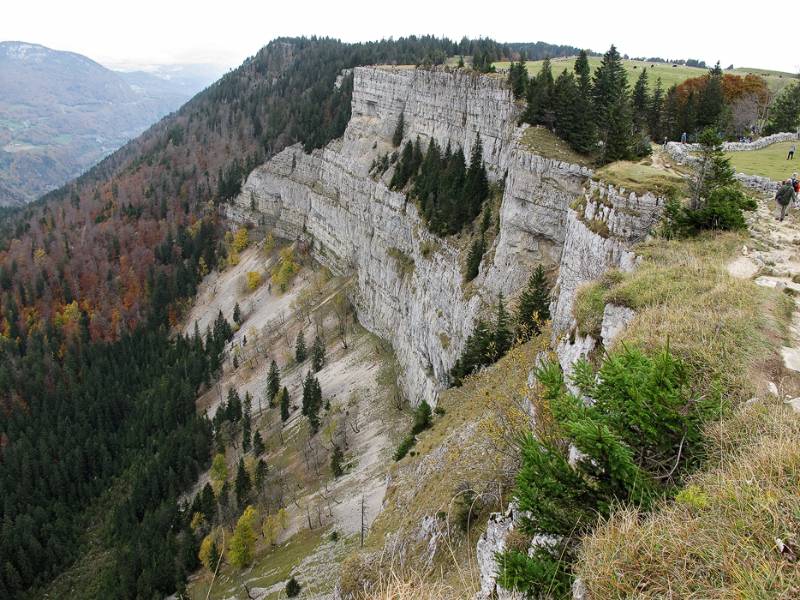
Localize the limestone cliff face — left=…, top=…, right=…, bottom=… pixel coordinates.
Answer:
left=347, top=66, right=520, bottom=178
left=228, top=66, right=662, bottom=405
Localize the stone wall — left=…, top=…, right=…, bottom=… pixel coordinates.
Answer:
left=666, top=134, right=797, bottom=193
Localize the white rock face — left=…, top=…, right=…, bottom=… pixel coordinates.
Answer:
left=349, top=66, right=520, bottom=178
left=475, top=507, right=525, bottom=600
left=229, top=67, right=663, bottom=405
left=600, top=303, right=636, bottom=348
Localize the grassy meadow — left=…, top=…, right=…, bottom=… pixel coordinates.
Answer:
left=726, top=140, right=799, bottom=181
left=494, top=57, right=796, bottom=92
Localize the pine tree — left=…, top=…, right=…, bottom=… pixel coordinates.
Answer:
left=553, top=70, right=581, bottom=148
left=523, top=57, right=555, bottom=128
left=234, top=458, right=251, bottom=507
left=295, top=330, right=307, bottom=363
left=697, top=62, right=724, bottom=129
left=672, top=128, right=755, bottom=232
left=493, top=293, right=513, bottom=360
left=392, top=112, right=405, bottom=147
left=279, top=386, right=290, bottom=422
left=242, top=392, right=252, bottom=451
left=764, top=82, right=800, bottom=134
left=464, top=135, right=489, bottom=221
left=411, top=400, right=433, bottom=435
left=508, top=60, right=529, bottom=99
left=311, top=335, right=326, bottom=372
left=331, top=444, right=344, bottom=477
left=267, top=360, right=280, bottom=405
left=515, top=265, right=551, bottom=341
left=254, top=458, right=268, bottom=490
left=592, top=45, right=635, bottom=163
left=233, top=302, right=242, bottom=325
left=648, top=78, right=665, bottom=141
left=252, top=430, right=265, bottom=455
left=465, top=233, right=485, bottom=282
left=286, top=576, right=302, bottom=597
left=226, top=388, right=242, bottom=422
left=569, top=50, right=597, bottom=154
left=632, top=68, right=650, bottom=130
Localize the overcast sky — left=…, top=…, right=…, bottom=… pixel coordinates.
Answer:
left=3, top=0, right=797, bottom=74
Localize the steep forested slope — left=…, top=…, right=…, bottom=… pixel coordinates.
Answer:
left=0, top=35, right=517, bottom=600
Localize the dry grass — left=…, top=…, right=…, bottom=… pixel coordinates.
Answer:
left=578, top=396, right=800, bottom=599
left=595, top=160, right=686, bottom=197
left=574, top=231, right=800, bottom=598
left=519, top=126, right=593, bottom=167
left=338, top=338, right=549, bottom=598
left=574, top=233, right=792, bottom=403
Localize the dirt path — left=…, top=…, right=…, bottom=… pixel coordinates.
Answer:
left=727, top=195, right=800, bottom=379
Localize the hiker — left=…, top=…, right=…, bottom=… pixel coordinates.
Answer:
left=681, top=131, right=688, bottom=144
left=789, top=144, right=796, bottom=160
left=776, top=180, right=796, bottom=221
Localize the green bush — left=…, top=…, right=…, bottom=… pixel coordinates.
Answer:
left=393, top=434, right=416, bottom=461
left=285, top=576, right=301, bottom=597
left=499, top=344, right=710, bottom=595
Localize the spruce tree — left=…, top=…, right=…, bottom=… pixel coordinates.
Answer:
left=569, top=49, right=597, bottom=154
left=267, top=360, right=280, bottom=405
left=279, top=386, right=290, bottom=422
left=592, top=45, right=635, bottom=163
left=523, top=57, right=555, bottom=128
left=553, top=70, right=581, bottom=148
left=493, top=293, right=513, bottom=360
left=465, top=135, right=489, bottom=221
left=252, top=430, right=265, bottom=456
left=632, top=68, right=650, bottom=130
left=234, top=458, right=251, bottom=507
left=311, top=335, right=326, bottom=372
left=465, top=233, right=485, bottom=282
left=515, top=265, right=551, bottom=341
left=286, top=577, right=301, bottom=597
left=697, top=62, right=724, bottom=129
left=648, top=78, right=665, bottom=141
left=764, top=82, right=800, bottom=134
left=226, top=388, right=242, bottom=422
left=295, top=331, right=307, bottom=363
left=392, top=112, right=405, bottom=147
left=331, top=445, right=344, bottom=477
left=233, top=302, right=242, bottom=325
left=254, top=459, right=268, bottom=490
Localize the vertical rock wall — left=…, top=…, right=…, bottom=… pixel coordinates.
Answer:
left=228, top=66, right=664, bottom=406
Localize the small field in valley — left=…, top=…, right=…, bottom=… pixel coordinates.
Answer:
left=494, top=57, right=795, bottom=91
left=726, top=140, right=799, bottom=181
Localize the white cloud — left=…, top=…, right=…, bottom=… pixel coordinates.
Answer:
left=2, top=0, right=797, bottom=74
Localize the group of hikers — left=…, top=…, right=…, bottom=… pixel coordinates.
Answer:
left=776, top=172, right=800, bottom=221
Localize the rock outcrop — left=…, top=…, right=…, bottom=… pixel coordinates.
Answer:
left=229, top=66, right=663, bottom=405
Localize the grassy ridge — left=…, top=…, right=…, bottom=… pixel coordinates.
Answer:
left=495, top=57, right=795, bottom=91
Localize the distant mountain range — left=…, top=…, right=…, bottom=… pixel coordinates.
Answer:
left=0, top=41, right=223, bottom=206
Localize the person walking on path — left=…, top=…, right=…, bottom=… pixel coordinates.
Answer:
left=776, top=180, right=796, bottom=221
left=681, top=132, right=688, bottom=144
left=789, top=144, right=796, bottom=160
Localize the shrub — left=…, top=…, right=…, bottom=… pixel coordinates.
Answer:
left=393, top=434, right=416, bottom=461
left=410, top=401, right=432, bottom=435
left=246, top=270, right=262, bottom=291
left=285, top=576, right=301, bottom=597
left=499, top=344, right=708, bottom=595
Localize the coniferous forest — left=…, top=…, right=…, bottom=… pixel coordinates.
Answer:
left=508, top=46, right=774, bottom=160
left=0, top=36, right=518, bottom=600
